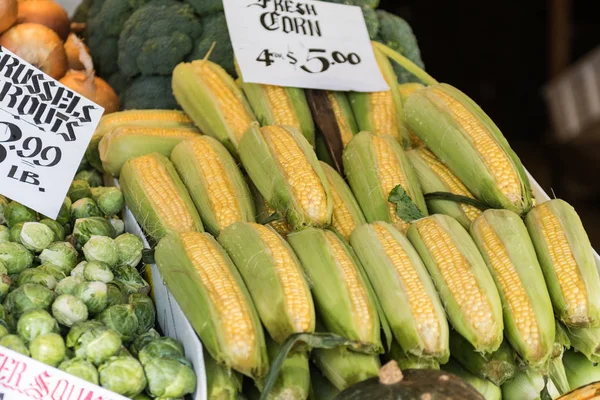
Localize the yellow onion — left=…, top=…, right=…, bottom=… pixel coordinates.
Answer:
left=0, top=0, right=17, bottom=34
left=64, top=33, right=88, bottom=70
left=17, top=0, right=69, bottom=40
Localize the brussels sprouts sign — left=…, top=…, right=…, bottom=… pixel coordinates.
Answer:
left=0, top=47, right=103, bottom=220
left=223, top=0, right=389, bottom=92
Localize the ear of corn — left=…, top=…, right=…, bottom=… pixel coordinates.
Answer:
left=172, top=60, right=256, bottom=155
left=86, top=110, right=193, bottom=171
left=404, top=83, right=532, bottom=213
left=325, top=91, right=359, bottom=148
left=249, top=180, right=292, bottom=237
left=350, top=222, right=449, bottom=362
left=310, top=367, right=340, bottom=400
left=407, top=147, right=481, bottom=229
left=407, top=214, right=504, bottom=353
left=98, top=125, right=200, bottom=177
left=170, top=136, right=256, bottom=236
left=563, top=350, right=600, bottom=392
left=398, top=83, right=425, bottom=148
left=239, top=123, right=333, bottom=230
left=501, top=367, right=547, bottom=400
left=525, top=199, right=600, bottom=328
left=343, top=131, right=427, bottom=234
left=470, top=209, right=555, bottom=366
left=205, top=348, right=243, bottom=400
left=119, top=153, right=204, bottom=243
left=565, top=326, right=600, bottom=363
left=287, top=228, right=381, bottom=351
left=389, top=340, right=440, bottom=370
left=257, top=338, right=310, bottom=400
left=311, top=345, right=381, bottom=391
left=218, top=222, right=315, bottom=343
left=442, top=358, right=502, bottom=400
left=154, top=231, right=268, bottom=379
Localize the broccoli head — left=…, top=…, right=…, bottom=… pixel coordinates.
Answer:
left=321, top=0, right=380, bottom=9
left=118, top=0, right=203, bottom=78
left=361, top=6, right=379, bottom=39
left=187, top=12, right=235, bottom=76
left=122, top=75, right=180, bottom=110
left=184, top=0, right=223, bottom=15
left=107, top=71, right=129, bottom=96
left=374, top=10, right=425, bottom=84
left=72, top=0, right=96, bottom=23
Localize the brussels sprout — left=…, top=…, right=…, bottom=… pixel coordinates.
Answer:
left=52, top=294, right=88, bottom=327
left=20, top=222, right=55, bottom=253
left=0, top=323, right=9, bottom=339
left=96, top=304, right=138, bottom=343
left=71, top=261, right=87, bottom=279
left=17, top=268, right=57, bottom=289
left=129, top=294, right=155, bottom=334
left=3, top=202, right=37, bottom=227
left=129, top=328, right=160, bottom=357
left=38, top=264, right=67, bottom=281
left=75, top=170, right=103, bottom=188
left=132, top=393, right=152, bottom=400
left=39, top=241, right=79, bottom=274
left=114, top=265, right=150, bottom=295
left=75, top=327, right=122, bottom=364
left=0, top=261, right=11, bottom=301
left=56, top=197, right=72, bottom=227
left=0, top=195, right=8, bottom=224
left=55, top=276, right=84, bottom=296
left=98, top=356, right=146, bottom=397
left=144, top=358, right=197, bottom=398
left=106, top=282, right=127, bottom=306
left=8, top=222, right=24, bottom=243
left=91, top=187, right=124, bottom=217
left=83, top=236, right=118, bottom=267
left=83, top=261, right=114, bottom=283
left=69, top=180, right=92, bottom=203
left=0, top=225, right=9, bottom=242
left=66, top=320, right=104, bottom=348
left=115, top=234, right=144, bottom=268
left=73, top=218, right=116, bottom=248
left=0, top=242, right=33, bottom=274
left=17, top=308, right=59, bottom=342
left=9, top=283, right=55, bottom=314
left=0, top=334, right=30, bottom=356
left=73, top=281, right=108, bottom=314
left=109, top=218, right=125, bottom=236
left=0, top=303, right=6, bottom=321
left=116, top=345, right=133, bottom=358
left=39, top=219, right=66, bottom=242
left=29, top=332, right=65, bottom=367
left=138, top=337, right=184, bottom=366
left=70, top=198, right=103, bottom=222
left=59, top=358, right=99, bottom=384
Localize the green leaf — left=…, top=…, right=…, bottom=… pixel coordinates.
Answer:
left=388, top=185, right=425, bottom=223
left=260, top=212, right=282, bottom=226
left=424, top=191, right=491, bottom=211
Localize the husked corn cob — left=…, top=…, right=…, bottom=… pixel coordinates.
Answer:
left=288, top=228, right=381, bottom=350
left=155, top=231, right=268, bottom=378
left=343, top=132, right=427, bottom=233
left=407, top=147, right=481, bottom=229
left=311, top=346, right=380, bottom=391
left=350, top=222, right=449, bottom=362
left=171, top=136, right=255, bottom=236
left=389, top=340, right=440, bottom=370
left=407, top=214, right=504, bottom=353
left=398, top=83, right=425, bottom=148
left=218, top=222, right=315, bottom=343
left=404, top=83, right=532, bottom=213
left=240, top=123, right=333, bottom=230
left=86, top=110, right=193, bottom=171
left=525, top=199, right=600, bottom=328
left=99, top=125, right=200, bottom=176
left=470, top=209, right=555, bottom=366
left=172, top=60, right=257, bottom=155
left=205, top=348, right=243, bottom=400
left=119, top=153, right=204, bottom=242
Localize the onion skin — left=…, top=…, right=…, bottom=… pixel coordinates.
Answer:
left=0, top=22, right=67, bottom=79
left=0, top=0, right=18, bottom=34
left=60, top=71, right=120, bottom=114
left=65, top=33, right=87, bottom=70
left=16, top=0, right=69, bottom=40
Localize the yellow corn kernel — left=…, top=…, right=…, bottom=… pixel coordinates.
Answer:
left=180, top=232, right=256, bottom=359
left=99, top=110, right=192, bottom=128
left=196, top=62, right=253, bottom=142
left=538, top=204, right=587, bottom=317
left=253, top=224, right=313, bottom=332
left=325, top=231, right=373, bottom=340
left=418, top=148, right=481, bottom=222
left=132, top=155, right=196, bottom=232
left=265, top=202, right=292, bottom=237
left=327, top=92, right=354, bottom=147
left=432, top=89, right=521, bottom=203
left=262, top=126, right=328, bottom=222
left=109, top=126, right=198, bottom=139
left=477, top=220, right=541, bottom=354
left=265, top=86, right=301, bottom=131
left=370, top=91, right=400, bottom=141
left=416, top=218, right=496, bottom=340
left=326, top=178, right=356, bottom=241
left=373, top=224, right=440, bottom=352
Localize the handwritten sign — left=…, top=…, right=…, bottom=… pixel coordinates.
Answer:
left=223, top=0, right=388, bottom=92
left=0, top=47, right=103, bottom=220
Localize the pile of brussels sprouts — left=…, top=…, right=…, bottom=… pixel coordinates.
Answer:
left=0, top=168, right=197, bottom=400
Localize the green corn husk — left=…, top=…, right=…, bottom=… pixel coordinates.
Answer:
left=321, top=91, right=359, bottom=149
left=119, top=153, right=204, bottom=243
left=239, top=123, right=333, bottom=230
left=171, top=136, right=256, bottom=236
left=404, top=83, right=532, bottom=213
left=287, top=228, right=381, bottom=351
left=549, top=355, right=570, bottom=396
left=311, top=346, right=380, bottom=391
left=205, top=348, right=243, bottom=400
left=407, top=214, right=504, bottom=353
left=501, top=367, right=548, bottom=400
left=566, top=326, right=600, bottom=363
left=442, top=358, right=501, bottom=400
left=155, top=231, right=268, bottom=379
left=343, top=131, right=427, bottom=234
left=218, top=222, right=315, bottom=344
left=389, top=340, right=440, bottom=370
left=525, top=199, right=600, bottom=328
left=248, top=180, right=291, bottom=238
left=309, top=367, right=340, bottom=400
left=449, top=331, right=516, bottom=387
left=470, top=209, right=555, bottom=366
left=99, top=125, right=200, bottom=176
left=563, top=349, right=600, bottom=391
left=350, top=222, right=449, bottom=362
left=554, top=320, right=572, bottom=358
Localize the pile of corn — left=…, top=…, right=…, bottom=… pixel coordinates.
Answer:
left=82, top=43, right=600, bottom=400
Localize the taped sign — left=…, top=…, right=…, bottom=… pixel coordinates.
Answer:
left=0, top=46, right=103, bottom=219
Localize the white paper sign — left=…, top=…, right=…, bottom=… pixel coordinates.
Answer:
left=0, top=47, right=103, bottom=220
left=223, top=0, right=389, bottom=92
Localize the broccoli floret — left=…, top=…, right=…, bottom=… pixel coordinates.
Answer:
left=321, top=0, right=380, bottom=9
left=374, top=10, right=425, bottom=84
left=107, top=71, right=129, bottom=95
left=118, top=0, right=203, bottom=78
left=122, top=75, right=180, bottom=110
left=187, top=13, right=235, bottom=76
left=361, top=6, right=379, bottom=39
left=72, top=0, right=96, bottom=23
left=184, top=0, right=223, bottom=15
